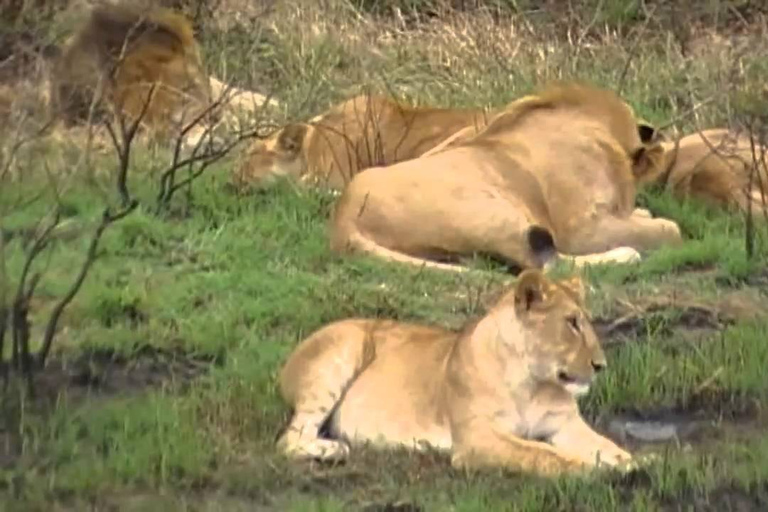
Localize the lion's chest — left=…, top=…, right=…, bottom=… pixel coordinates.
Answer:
left=494, top=401, right=574, bottom=442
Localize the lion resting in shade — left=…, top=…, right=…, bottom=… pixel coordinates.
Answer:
left=330, top=82, right=683, bottom=273
left=232, top=93, right=495, bottom=190
left=642, top=128, right=768, bottom=216
left=278, top=270, right=638, bottom=476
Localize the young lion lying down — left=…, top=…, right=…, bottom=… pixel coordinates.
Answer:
left=331, top=82, right=683, bottom=272
left=644, top=128, right=768, bottom=216
left=278, top=270, right=635, bottom=476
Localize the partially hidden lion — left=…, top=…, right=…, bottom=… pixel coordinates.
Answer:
left=278, top=269, right=636, bottom=476
left=639, top=128, right=768, bottom=216
left=232, top=93, right=495, bottom=190
left=50, top=3, right=212, bottom=138
left=330, top=82, right=683, bottom=272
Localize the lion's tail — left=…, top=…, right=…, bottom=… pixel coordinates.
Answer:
left=338, top=228, right=468, bottom=273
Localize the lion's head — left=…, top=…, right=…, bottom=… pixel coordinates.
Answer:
left=52, top=3, right=212, bottom=137
left=493, top=270, right=606, bottom=397
left=233, top=123, right=312, bottom=190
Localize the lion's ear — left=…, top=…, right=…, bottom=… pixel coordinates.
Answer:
left=514, top=269, right=550, bottom=313
left=276, top=123, right=308, bottom=155
left=637, top=122, right=658, bottom=144
left=631, top=142, right=666, bottom=183
left=559, top=275, right=586, bottom=304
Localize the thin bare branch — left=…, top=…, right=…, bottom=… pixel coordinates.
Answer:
left=38, top=200, right=138, bottom=367
left=154, top=79, right=270, bottom=212
left=617, top=6, right=657, bottom=95
left=0, top=222, right=7, bottom=387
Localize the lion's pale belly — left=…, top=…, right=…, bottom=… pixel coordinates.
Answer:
left=328, top=350, right=453, bottom=451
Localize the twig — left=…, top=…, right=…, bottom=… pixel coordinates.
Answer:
left=104, top=82, right=158, bottom=208
left=693, top=366, right=724, bottom=395
left=9, top=210, right=59, bottom=390
left=745, top=124, right=757, bottom=258
left=570, top=0, right=604, bottom=73
left=617, top=6, right=657, bottom=95
left=154, top=80, right=266, bottom=212
left=38, top=201, right=138, bottom=367
left=655, top=96, right=719, bottom=133
left=0, top=223, right=6, bottom=387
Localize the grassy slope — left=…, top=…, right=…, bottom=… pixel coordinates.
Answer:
left=3, top=1, right=768, bottom=510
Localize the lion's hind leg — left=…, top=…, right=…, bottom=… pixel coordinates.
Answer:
left=277, top=320, right=380, bottom=462
left=278, top=409, right=351, bottom=462
left=553, top=246, right=642, bottom=269
left=561, top=214, right=683, bottom=256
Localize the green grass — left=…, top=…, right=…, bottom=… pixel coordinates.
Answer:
left=3, top=166, right=767, bottom=510
left=2, top=0, right=768, bottom=510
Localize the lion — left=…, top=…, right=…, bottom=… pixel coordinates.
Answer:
left=232, top=93, right=495, bottom=190
left=50, top=3, right=213, bottom=138
left=638, top=128, right=768, bottom=216
left=278, top=270, right=636, bottom=476
left=330, top=83, right=683, bottom=273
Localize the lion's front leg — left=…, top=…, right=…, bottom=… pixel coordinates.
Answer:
left=548, top=415, right=632, bottom=469
left=450, top=422, right=586, bottom=477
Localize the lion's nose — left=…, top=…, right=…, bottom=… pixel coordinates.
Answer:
left=591, top=360, right=606, bottom=373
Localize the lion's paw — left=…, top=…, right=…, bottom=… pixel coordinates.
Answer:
left=590, top=446, right=634, bottom=469
left=601, top=246, right=642, bottom=265
left=632, top=208, right=653, bottom=218
left=280, top=438, right=350, bottom=462
left=655, top=218, right=683, bottom=243
left=596, top=452, right=659, bottom=475
left=617, top=452, right=659, bottom=473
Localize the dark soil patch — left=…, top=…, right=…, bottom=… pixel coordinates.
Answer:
left=361, top=502, right=423, bottom=512
left=594, top=389, right=763, bottom=453
left=687, top=485, right=768, bottom=512
left=37, top=345, right=222, bottom=401
left=593, top=303, right=730, bottom=344
left=610, top=474, right=768, bottom=512
left=716, top=268, right=768, bottom=289
left=0, top=344, right=221, bottom=469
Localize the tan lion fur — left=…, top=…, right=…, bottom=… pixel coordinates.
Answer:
left=639, top=128, right=768, bottom=216
left=50, top=3, right=212, bottom=138
left=232, top=93, right=495, bottom=190
left=330, top=82, right=682, bottom=273
left=278, top=270, right=636, bottom=476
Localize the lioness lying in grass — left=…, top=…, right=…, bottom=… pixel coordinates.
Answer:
left=643, top=128, right=768, bottom=216
left=278, top=270, right=636, bottom=476
left=233, top=93, right=494, bottom=190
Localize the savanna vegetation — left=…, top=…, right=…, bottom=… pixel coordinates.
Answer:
left=2, top=0, right=768, bottom=510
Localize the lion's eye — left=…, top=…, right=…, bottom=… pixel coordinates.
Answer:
left=567, top=315, right=580, bottom=332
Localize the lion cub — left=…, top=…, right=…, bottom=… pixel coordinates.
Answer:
left=278, top=270, right=633, bottom=476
